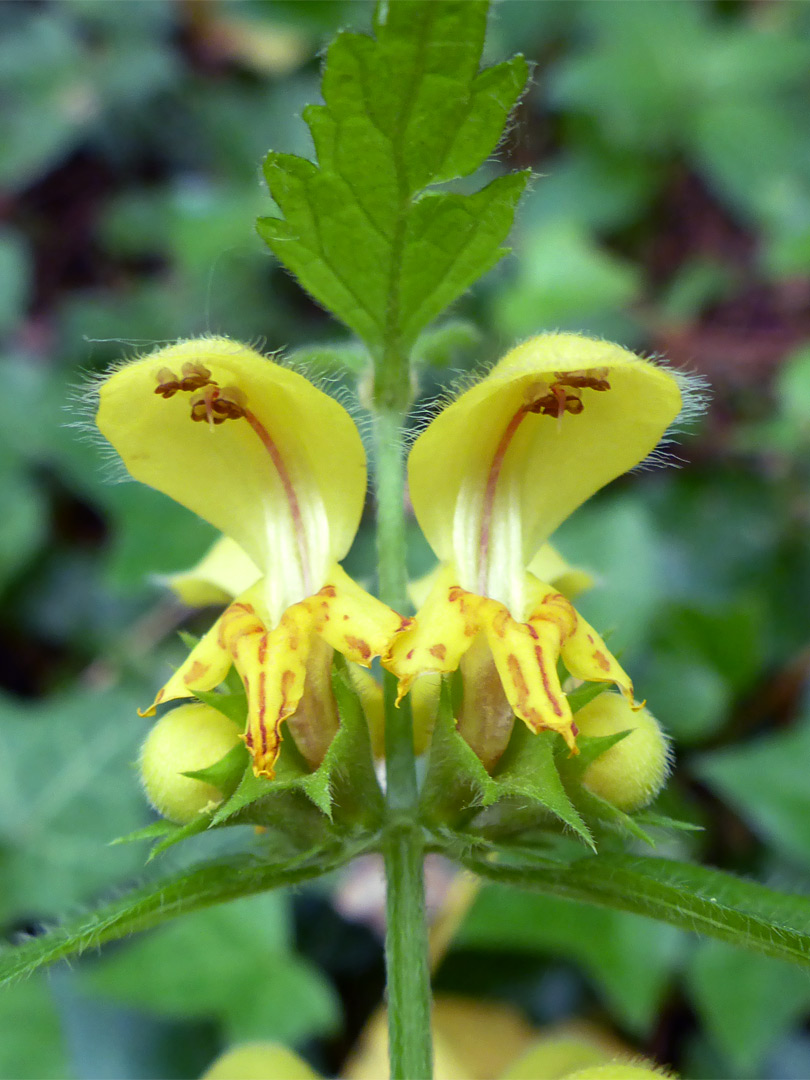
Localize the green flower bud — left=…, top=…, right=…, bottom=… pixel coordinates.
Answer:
left=565, top=1063, right=673, bottom=1079
left=203, top=1042, right=319, bottom=1079
left=575, top=693, right=670, bottom=812
left=140, top=703, right=242, bottom=824
left=501, top=1036, right=609, bottom=1079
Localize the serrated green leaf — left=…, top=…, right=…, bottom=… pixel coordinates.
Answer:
left=634, top=811, right=704, bottom=833
left=257, top=0, right=529, bottom=353
left=112, top=814, right=223, bottom=863
left=111, top=814, right=222, bottom=862
left=565, top=681, right=609, bottom=713
left=0, top=849, right=352, bottom=988
left=461, top=852, right=810, bottom=970
left=211, top=661, right=383, bottom=834
left=493, top=726, right=594, bottom=849
left=572, top=786, right=656, bottom=847
left=110, top=821, right=177, bottom=847
left=397, top=171, right=529, bottom=345
left=146, top=814, right=212, bottom=862
left=211, top=742, right=333, bottom=826
left=558, top=729, right=630, bottom=779
left=182, top=740, right=249, bottom=793
left=328, top=661, right=385, bottom=826
left=191, top=688, right=247, bottom=727
left=419, top=679, right=498, bottom=826
left=422, top=684, right=596, bottom=848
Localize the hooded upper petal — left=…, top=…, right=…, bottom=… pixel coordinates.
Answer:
left=408, top=334, right=682, bottom=612
left=96, top=338, right=366, bottom=616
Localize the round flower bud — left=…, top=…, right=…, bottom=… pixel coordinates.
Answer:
left=565, top=1063, right=672, bottom=1079
left=574, top=693, right=670, bottom=812
left=140, top=703, right=242, bottom=824
left=203, top=1042, right=319, bottom=1079
left=501, top=1036, right=609, bottom=1079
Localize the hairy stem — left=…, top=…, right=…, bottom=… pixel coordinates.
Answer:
left=373, top=406, right=433, bottom=1079
left=383, top=825, right=433, bottom=1079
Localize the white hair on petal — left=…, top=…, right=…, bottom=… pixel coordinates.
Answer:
left=407, top=334, right=711, bottom=473
left=67, top=333, right=230, bottom=488
left=631, top=356, right=711, bottom=473
left=406, top=353, right=495, bottom=449
left=67, top=354, right=140, bottom=486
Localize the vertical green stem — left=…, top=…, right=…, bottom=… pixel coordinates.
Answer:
left=382, top=826, right=433, bottom=1080
left=373, top=406, right=433, bottom=1080
left=374, top=408, right=417, bottom=805
left=373, top=409, right=409, bottom=610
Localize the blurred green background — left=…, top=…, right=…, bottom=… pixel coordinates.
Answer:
left=1, top=0, right=810, bottom=1077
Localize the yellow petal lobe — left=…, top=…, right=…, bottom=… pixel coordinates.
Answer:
left=525, top=576, right=634, bottom=705
left=140, top=618, right=233, bottom=716
left=384, top=564, right=481, bottom=703
left=147, top=567, right=407, bottom=779
left=313, top=564, right=412, bottom=668
left=387, top=566, right=632, bottom=755
left=483, top=593, right=575, bottom=750
left=163, top=536, right=260, bottom=607
left=528, top=542, right=594, bottom=600
left=219, top=593, right=314, bottom=779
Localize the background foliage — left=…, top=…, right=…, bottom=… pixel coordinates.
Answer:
left=1, top=1, right=810, bottom=1077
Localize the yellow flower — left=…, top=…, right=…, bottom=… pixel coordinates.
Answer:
left=385, top=333, right=686, bottom=766
left=97, top=337, right=408, bottom=779
left=161, top=534, right=260, bottom=607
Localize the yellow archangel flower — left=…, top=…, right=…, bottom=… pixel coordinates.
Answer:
left=385, top=334, right=686, bottom=768
left=96, top=338, right=409, bottom=779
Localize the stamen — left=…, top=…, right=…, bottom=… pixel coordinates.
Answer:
left=154, top=367, right=181, bottom=398
left=476, top=372, right=611, bottom=595
left=554, top=368, right=610, bottom=392
left=154, top=365, right=313, bottom=594
left=179, top=362, right=213, bottom=392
